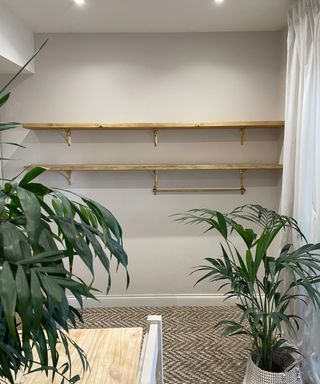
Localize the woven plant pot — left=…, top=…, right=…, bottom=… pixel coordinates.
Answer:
left=243, top=355, right=302, bottom=384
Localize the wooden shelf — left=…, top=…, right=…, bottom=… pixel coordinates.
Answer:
left=25, top=163, right=282, bottom=195
left=23, top=121, right=285, bottom=130
left=25, top=163, right=283, bottom=172
left=23, top=121, right=284, bottom=146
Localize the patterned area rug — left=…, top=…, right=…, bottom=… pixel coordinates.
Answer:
left=78, top=306, right=250, bottom=384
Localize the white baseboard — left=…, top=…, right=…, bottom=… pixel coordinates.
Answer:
left=67, top=294, right=238, bottom=308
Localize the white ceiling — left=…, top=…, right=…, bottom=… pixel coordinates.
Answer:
left=2, top=0, right=293, bottom=33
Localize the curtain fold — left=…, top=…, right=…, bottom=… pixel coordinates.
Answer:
left=281, top=0, right=320, bottom=383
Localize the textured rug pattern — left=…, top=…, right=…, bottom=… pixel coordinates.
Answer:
left=78, top=306, right=250, bottom=384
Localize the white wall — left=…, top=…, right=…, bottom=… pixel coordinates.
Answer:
left=2, top=32, right=285, bottom=306
left=0, top=1, right=34, bottom=74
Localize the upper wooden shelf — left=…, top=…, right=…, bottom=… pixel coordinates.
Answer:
left=22, top=121, right=284, bottom=146
left=23, top=121, right=285, bottom=130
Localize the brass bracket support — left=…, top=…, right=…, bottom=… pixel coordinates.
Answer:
left=153, top=170, right=158, bottom=195
left=153, top=128, right=158, bottom=147
left=240, top=127, right=246, bottom=145
left=56, top=170, right=72, bottom=185
left=240, top=169, right=246, bottom=195
left=65, top=129, right=72, bottom=146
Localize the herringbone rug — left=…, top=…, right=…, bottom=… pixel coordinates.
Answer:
left=77, top=306, right=250, bottom=384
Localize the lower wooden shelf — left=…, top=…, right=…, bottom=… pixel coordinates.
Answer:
left=25, top=163, right=282, bottom=171
left=25, top=163, right=283, bottom=195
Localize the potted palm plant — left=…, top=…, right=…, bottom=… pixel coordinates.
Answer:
left=0, top=42, right=129, bottom=383
left=176, top=204, right=320, bottom=384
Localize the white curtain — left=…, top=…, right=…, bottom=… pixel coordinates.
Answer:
left=281, top=0, right=320, bottom=383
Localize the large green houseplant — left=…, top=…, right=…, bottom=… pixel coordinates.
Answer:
left=176, top=204, right=320, bottom=383
left=0, top=43, right=128, bottom=383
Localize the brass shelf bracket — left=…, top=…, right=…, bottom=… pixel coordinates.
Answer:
left=240, top=169, right=246, bottom=195
left=153, top=128, right=158, bottom=146
left=65, top=129, right=72, bottom=146
left=56, top=170, right=72, bottom=185
left=153, top=170, right=158, bottom=195
left=240, top=127, right=246, bottom=145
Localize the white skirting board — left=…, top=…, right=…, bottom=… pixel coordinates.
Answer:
left=67, top=294, right=238, bottom=308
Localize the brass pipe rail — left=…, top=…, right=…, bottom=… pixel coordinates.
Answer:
left=153, top=169, right=247, bottom=195
left=154, top=188, right=246, bottom=194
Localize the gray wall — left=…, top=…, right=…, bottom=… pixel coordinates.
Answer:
left=2, top=32, right=284, bottom=306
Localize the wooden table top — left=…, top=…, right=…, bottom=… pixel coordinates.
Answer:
left=20, top=328, right=143, bottom=384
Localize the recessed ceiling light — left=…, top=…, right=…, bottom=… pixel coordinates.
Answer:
left=214, top=0, right=225, bottom=4
left=74, top=0, right=85, bottom=6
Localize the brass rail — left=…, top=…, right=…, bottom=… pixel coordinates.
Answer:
left=153, top=169, right=247, bottom=195
left=154, top=187, right=246, bottom=194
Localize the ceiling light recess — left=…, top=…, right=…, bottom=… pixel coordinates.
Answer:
left=215, top=0, right=225, bottom=4
left=74, top=0, right=85, bottom=6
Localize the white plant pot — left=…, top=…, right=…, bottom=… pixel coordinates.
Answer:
left=243, top=356, right=302, bottom=384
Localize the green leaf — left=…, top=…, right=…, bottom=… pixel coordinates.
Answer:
left=70, top=375, right=81, bottom=383
left=17, top=186, right=41, bottom=249
left=30, top=270, right=44, bottom=327
left=235, top=249, right=250, bottom=281
left=52, top=196, right=64, bottom=217
left=82, top=198, right=122, bottom=242
left=0, top=92, right=10, bottom=108
left=0, top=122, right=20, bottom=131
left=216, top=212, right=228, bottom=239
left=0, top=221, right=32, bottom=262
left=15, top=265, right=30, bottom=313
left=103, top=234, right=128, bottom=268
left=39, top=274, right=65, bottom=303
left=0, top=141, right=25, bottom=148
left=221, top=322, right=245, bottom=336
left=228, top=222, right=256, bottom=248
left=19, top=167, right=47, bottom=187
left=35, top=327, right=50, bottom=369
left=254, top=233, right=270, bottom=272
left=53, top=191, right=74, bottom=218
left=48, top=329, right=59, bottom=368
left=0, top=262, right=17, bottom=337
left=268, top=260, right=276, bottom=280
left=0, top=351, right=15, bottom=383
left=18, top=250, right=65, bottom=265
left=77, top=225, right=110, bottom=271
left=245, top=249, right=255, bottom=282
left=55, top=217, right=94, bottom=274
left=36, top=221, right=58, bottom=252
